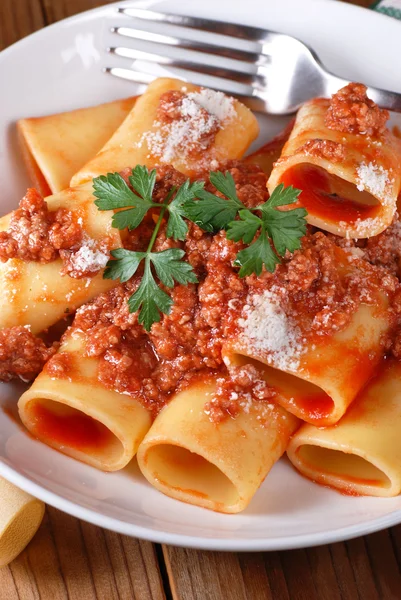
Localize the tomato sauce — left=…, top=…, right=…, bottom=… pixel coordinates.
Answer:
left=31, top=403, right=114, bottom=451
left=281, top=163, right=379, bottom=224
left=295, top=392, right=333, bottom=421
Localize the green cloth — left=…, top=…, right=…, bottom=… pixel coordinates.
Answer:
left=371, top=0, right=401, bottom=20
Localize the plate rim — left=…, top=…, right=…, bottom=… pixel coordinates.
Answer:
left=2, top=459, right=401, bottom=551
left=1, top=0, right=401, bottom=551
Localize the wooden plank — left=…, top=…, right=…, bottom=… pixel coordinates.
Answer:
left=164, top=533, right=401, bottom=600
left=364, top=530, right=401, bottom=600
left=0, top=0, right=44, bottom=51
left=41, top=0, right=117, bottom=24
left=0, top=508, right=166, bottom=600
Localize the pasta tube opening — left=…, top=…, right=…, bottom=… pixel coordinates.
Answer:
left=287, top=361, right=401, bottom=498
left=281, top=163, right=380, bottom=224
left=142, top=443, right=239, bottom=508
left=23, top=398, right=124, bottom=468
left=18, top=332, right=152, bottom=471
left=268, top=92, right=401, bottom=238
left=228, top=356, right=334, bottom=423
left=137, top=379, right=299, bottom=513
left=295, top=445, right=392, bottom=492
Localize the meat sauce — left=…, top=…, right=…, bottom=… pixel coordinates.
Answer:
left=45, top=163, right=399, bottom=424
left=0, top=326, right=57, bottom=382
left=0, top=188, right=82, bottom=263
left=4, top=142, right=401, bottom=424
left=0, top=188, right=111, bottom=279
left=325, top=83, right=389, bottom=137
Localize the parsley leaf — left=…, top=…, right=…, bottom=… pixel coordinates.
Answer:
left=93, top=166, right=160, bottom=230
left=128, top=165, right=156, bottom=202
left=150, top=249, right=198, bottom=287
left=209, top=171, right=239, bottom=202
left=235, top=231, right=280, bottom=277
left=104, top=249, right=145, bottom=283
left=94, top=167, right=198, bottom=331
left=167, top=180, right=204, bottom=241
left=257, top=185, right=306, bottom=256
left=128, top=258, right=173, bottom=331
left=226, top=210, right=261, bottom=245
left=264, top=182, right=300, bottom=208
left=93, top=172, right=140, bottom=210
left=183, top=188, right=241, bottom=232
left=183, top=171, right=243, bottom=232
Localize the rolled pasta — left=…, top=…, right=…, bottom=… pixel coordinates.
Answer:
left=71, top=78, right=259, bottom=185
left=268, top=88, right=401, bottom=238
left=287, top=360, right=401, bottom=497
left=18, top=331, right=151, bottom=471
left=0, top=182, right=122, bottom=333
left=0, top=477, right=44, bottom=566
left=223, top=251, right=391, bottom=426
left=18, top=96, right=137, bottom=195
left=137, top=377, right=299, bottom=513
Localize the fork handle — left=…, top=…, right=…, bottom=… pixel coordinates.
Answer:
left=324, top=72, right=401, bottom=113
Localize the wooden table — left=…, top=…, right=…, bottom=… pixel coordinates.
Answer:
left=1, top=1, right=401, bottom=598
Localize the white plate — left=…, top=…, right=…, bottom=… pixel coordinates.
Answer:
left=1, top=0, right=401, bottom=551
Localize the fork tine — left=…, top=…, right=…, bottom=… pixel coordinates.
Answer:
left=104, top=67, right=155, bottom=86
left=108, top=47, right=259, bottom=85
left=112, top=26, right=265, bottom=65
left=105, top=66, right=266, bottom=113
left=118, top=7, right=272, bottom=43
left=105, top=64, right=255, bottom=98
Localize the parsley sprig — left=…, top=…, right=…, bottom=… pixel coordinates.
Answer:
left=93, top=165, right=307, bottom=330
left=183, top=172, right=307, bottom=277
left=94, top=167, right=199, bottom=330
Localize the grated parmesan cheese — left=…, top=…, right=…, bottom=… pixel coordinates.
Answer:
left=68, top=237, right=109, bottom=275
left=185, top=89, right=235, bottom=122
left=356, top=161, right=392, bottom=204
left=238, top=288, right=304, bottom=372
left=139, top=88, right=235, bottom=165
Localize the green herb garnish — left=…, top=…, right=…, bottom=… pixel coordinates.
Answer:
left=93, top=166, right=306, bottom=330
left=94, top=167, right=199, bottom=330
left=183, top=172, right=306, bottom=277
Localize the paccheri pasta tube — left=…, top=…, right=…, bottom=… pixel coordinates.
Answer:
left=0, top=183, right=122, bottom=333
left=18, top=97, right=137, bottom=195
left=71, top=78, right=259, bottom=184
left=287, top=360, right=401, bottom=497
left=268, top=84, right=401, bottom=238
left=18, top=331, right=151, bottom=471
left=222, top=240, right=393, bottom=426
left=137, top=377, right=299, bottom=513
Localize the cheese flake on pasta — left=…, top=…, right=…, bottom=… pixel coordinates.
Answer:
left=356, top=161, right=392, bottom=204
left=238, top=288, right=304, bottom=372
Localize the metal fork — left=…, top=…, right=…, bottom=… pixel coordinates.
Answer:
left=105, top=7, right=401, bottom=115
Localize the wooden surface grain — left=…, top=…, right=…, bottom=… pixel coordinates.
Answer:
left=1, top=0, right=401, bottom=599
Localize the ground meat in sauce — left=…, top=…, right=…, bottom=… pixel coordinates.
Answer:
left=296, top=140, right=347, bottom=163
left=0, top=326, right=57, bottom=382
left=0, top=188, right=82, bottom=264
left=50, top=162, right=401, bottom=421
left=204, top=364, right=276, bottom=423
left=204, top=160, right=269, bottom=208
left=0, top=188, right=113, bottom=279
left=44, top=352, right=73, bottom=378
left=328, top=212, right=401, bottom=279
left=325, top=83, right=389, bottom=136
